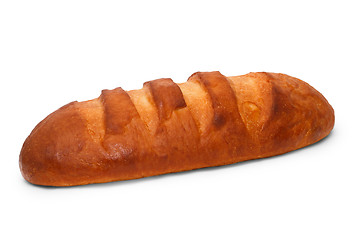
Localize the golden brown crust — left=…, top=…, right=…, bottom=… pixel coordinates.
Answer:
left=188, top=72, right=252, bottom=164
left=100, top=87, right=139, bottom=135
left=144, top=78, right=187, bottom=121
left=19, top=71, right=335, bottom=186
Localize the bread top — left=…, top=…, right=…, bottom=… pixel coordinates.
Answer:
left=19, top=72, right=335, bottom=186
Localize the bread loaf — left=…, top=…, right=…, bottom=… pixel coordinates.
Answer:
left=19, top=71, right=335, bottom=186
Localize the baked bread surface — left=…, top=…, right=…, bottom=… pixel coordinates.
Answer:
left=20, top=72, right=335, bottom=186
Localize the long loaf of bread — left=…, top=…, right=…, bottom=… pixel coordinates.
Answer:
left=20, top=71, right=335, bottom=186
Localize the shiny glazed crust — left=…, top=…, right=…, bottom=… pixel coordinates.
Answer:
left=19, top=72, right=335, bottom=186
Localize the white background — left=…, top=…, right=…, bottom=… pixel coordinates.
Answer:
left=1, top=0, right=359, bottom=239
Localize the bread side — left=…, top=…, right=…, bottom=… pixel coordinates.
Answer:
left=19, top=72, right=335, bottom=186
